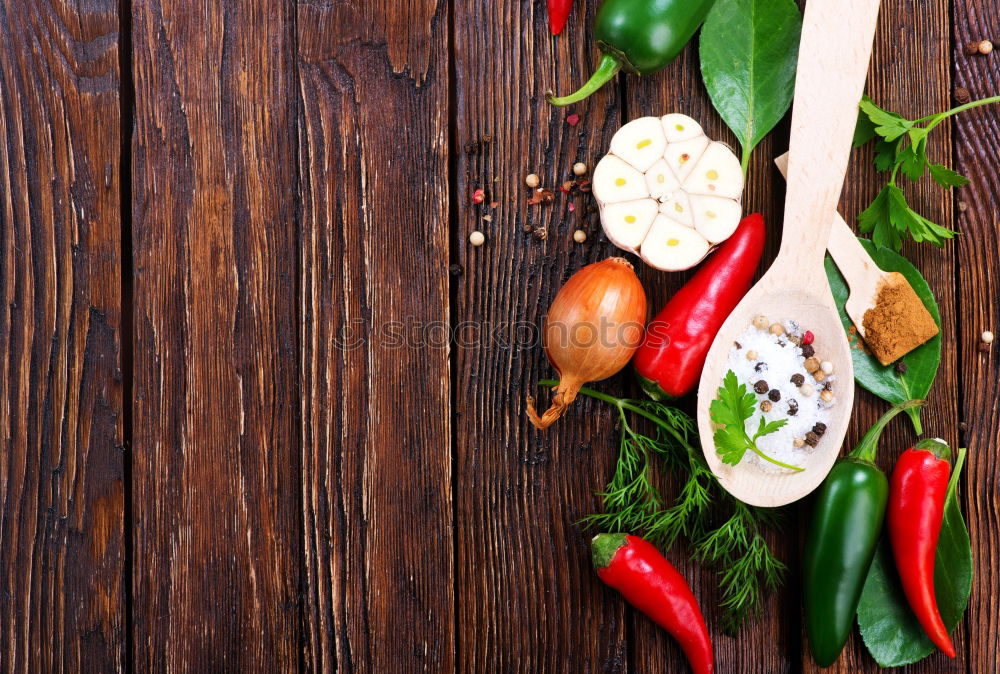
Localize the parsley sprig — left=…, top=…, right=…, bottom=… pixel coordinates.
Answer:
left=538, top=380, right=787, bottom=633
left=710, top=370, right=800, bottom=472
left=854, top=94, right=1000, bottom=251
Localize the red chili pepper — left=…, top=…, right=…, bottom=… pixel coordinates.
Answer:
left=547, top=0, right=574, bottom=35
left=887, top=437, right=956, bottom=658
left=632, top=213, right=766, bottom=400
left=592, top=534, right=713, bottom=674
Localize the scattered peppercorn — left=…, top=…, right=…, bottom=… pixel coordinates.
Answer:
left=533, top=226, right=548, bottom=240
left=768, top=389, right=781, bottom=402
left=812, top=422, right=827, bottom=437
left=820, top=390, right=835, bottom=403
left=754, top=380, right=770, bottom=394
left=982, top=330, right=995, bottom=345
left=800, top=383, right=815, bottom=397
left=805, top=432, right=820, bottom=447
left=760, top=400, right=773, bottom=413
left=469, top=231, right=485, bottom=246
left=769, top=323, right=785, bottom=336
left=525, top=173, right=540, bottom=188
left=573, top=229, right=587, bottom=243
left=734, top=341, right=742, bottom=349
left=954, top=87, right=972, bottom=104
left=978, top=40, right=994, bottom=55
left=472, top=188, right=485, bottom=204
left=572, top=162, right=588, bottom=176
left=788, top=399, right=799, bottom=416
left=820, top=360, right=834, bottom=375
left=790, top=373, right=805, bottom=386
left=800, top=344, right=815, bottom=359
left=754, top=362, right=767, bottom=372
left=752, top=315, right=769, bottom=330
left=804, top=357, right=820, bottom=373
left=793, top=437, right=806, bottom=448
left=813, top=370, right=827, bottom=383
left=449, top=263, right=463, bottom=276
left=895, top=360, right=908, bottom=374
left=802, top=330, right=815, bottom=345
left=746, top=350, right=758, bottom=361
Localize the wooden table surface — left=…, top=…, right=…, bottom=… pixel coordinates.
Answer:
left=1, top=0, right=998, bottom=671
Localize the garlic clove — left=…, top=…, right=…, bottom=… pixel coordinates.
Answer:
left=639, top=215, right=711, bottom=272
left=662, top=135, right=710, bottom=182
left=659, top=191, right=694, bottom=227
left=689, top=194, right=742, bottom=243
left=600, top=199, right=659, bottom=252
left=608, top=117, right=668, bottom=172
left=592, top=154, right=649, bottom=204
left=684, top=142, right=744, bottom=199
left=661, top=113, right=704, bottom=143
left=644, top=158, right=682, bottom=200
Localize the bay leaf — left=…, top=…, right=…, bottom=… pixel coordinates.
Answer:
left=699, top=0, right=802, bottom=173
left=856, top=449, right=972, bottom=667
left=824, top=239, right=942, bottom=433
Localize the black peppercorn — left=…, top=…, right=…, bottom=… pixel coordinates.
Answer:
left=805, top=432, right=820, bottom=447
left=812, top=422, right=827, bottom=436
left=801, top=344, right=815, bottom=359
left=754, top=380, right=769, bottom=394
left=734, top=341, right=742, bottom=349
left=790, top=373, right=805, bottom=386
left=768, top=389, right=781, bottom=402
left=895, top=360, right=908, bottom=374
left=755, top=361, right=768, bottom=372
left=787, top=399, right=799, bottom=416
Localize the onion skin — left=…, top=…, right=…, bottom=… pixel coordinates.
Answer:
left=527, top=257, right=647, bottom=429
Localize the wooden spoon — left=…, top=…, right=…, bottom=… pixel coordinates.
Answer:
left=775, top=152, right=940, bottom=365
left=695, top=0, right=882, bottom=507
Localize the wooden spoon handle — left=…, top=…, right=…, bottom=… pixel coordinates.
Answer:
left=775, top=151, right=879, bottom=294
left=778, top=0, right=882, bottom=278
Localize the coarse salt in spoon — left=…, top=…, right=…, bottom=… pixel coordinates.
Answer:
left=775, top=152, right=940, bottom=366
left=695, top=0, right=882, bottom=507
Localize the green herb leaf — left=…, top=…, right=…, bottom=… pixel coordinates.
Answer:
left=710, top=370, right=799, bottom=471
left=824, top=238, right=942, bottom=433
left=857, top=448, right=971, bottom=667
left=898, top=144, right=927, bottom=181
left=873, top=137, right=900, bottom=172
left=699, top=0, right=802, bottom=173
left=928, top=164, right=970, bottom=188
left=553, top=380, right=788, bottom=633
left=753, top=415, right=788, bottom=441
left=859, top=96, right=913, bottom=141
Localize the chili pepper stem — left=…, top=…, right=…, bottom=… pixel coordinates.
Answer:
left=914, top=437, right=952, bottom=460
left=547, top=53, right=622, bottom=106
left=850, top=399, right=925, bottom=463
left=591, top=533, right=628, bottom=568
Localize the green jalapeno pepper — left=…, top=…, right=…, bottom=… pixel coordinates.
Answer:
left=802, top=399, right=924, bottom=667
left=548, top=0, right=718, bottom=106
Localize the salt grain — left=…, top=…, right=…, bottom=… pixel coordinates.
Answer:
left=724, top=321, right=835, bottom=473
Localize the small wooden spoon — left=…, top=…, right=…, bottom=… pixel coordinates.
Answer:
left=776, top=152, right=939, bottom=365
left=695, top=0, right=882, bottom=507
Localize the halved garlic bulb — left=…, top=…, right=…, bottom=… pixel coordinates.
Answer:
left=593, top=114, right=744, bottom=271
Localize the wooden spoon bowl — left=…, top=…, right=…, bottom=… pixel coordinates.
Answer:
left=695, top=0, right=881, bottom=507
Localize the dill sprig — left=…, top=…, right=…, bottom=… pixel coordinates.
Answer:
left=540, top=379, right=786, bottom=633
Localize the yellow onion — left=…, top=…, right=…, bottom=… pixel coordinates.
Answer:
left=527, top=257, right=647, bottom=430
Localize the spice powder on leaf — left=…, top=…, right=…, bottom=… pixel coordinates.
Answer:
left=862, top=273, right=939, bottom=366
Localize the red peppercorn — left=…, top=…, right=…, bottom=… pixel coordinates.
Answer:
left=472, top=188, right=485, bottom=204
left=802, top=330, right=815, bottom=345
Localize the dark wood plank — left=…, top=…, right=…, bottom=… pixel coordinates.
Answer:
left=627, top=39, right=795, bottom=672
left=803, top=0, right=961, bottom=671
left=951, top=6, right=1000, bottom=673
left=452, top=2, right=629, bottom=671
left=130, top=0, right=300, bottom=669
left=296, top=0, right=455, bottom=670
left=0, top=1, right=124, bottom=671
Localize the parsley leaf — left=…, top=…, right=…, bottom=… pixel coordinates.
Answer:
left=710, top=370, right=799, bottom=471
left=851, top=94, right=1000, bottom=250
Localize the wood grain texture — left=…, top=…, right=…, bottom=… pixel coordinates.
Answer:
left=296, top=0, right=455, bottom=670
left=952, top=4, right=1000, bottom=673
left=803, top=0, right=961, bottom=671
left=130, top=0, right=300, bottom=669
left=452, top=0, right=630, bottom=670
left=0, top=1, right=124, bottom=672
